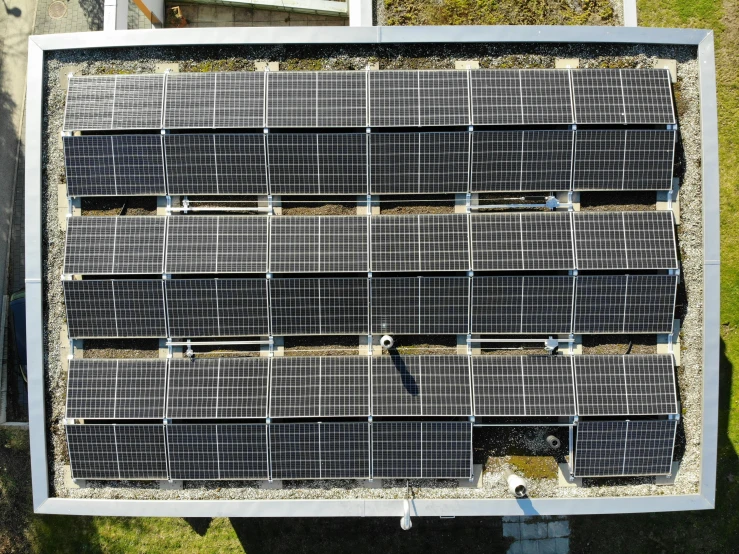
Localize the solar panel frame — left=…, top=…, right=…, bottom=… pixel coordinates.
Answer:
left=574, top=419, right=677, bottom=478
left=66, top=359, right=167, bottom=420
left=66, top=424, right=168, bottom=480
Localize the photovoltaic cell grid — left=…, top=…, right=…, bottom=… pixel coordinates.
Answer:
left=370, top=214, right=469, bottom=272
left=372, top=422, right=472, bottom=479
left=471, top=356, right=576, bottom=417
left=166, top=358, right=269, bottom=419
left=66, top=424, right=168, bottom=480
left=64, top=217, right=165, bottom=275
left=574, top=355, right=678, bottom=416
left=269, top=357, right=370, bottom=418
left=371, top=355, right=472, bottom=417
left=574, top=419, right=677, bottom=478
left=166, top=424, right=269, bottom=480
left=66, top=359, right=167, bottom=420
left=165, top=216, right=268, bottom=274
left=270, top=216, right=368, bottom=273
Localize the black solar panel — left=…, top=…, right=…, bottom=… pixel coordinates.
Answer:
left=66, top=424, right=168, bottom=480
left=66, top=359, right=167, bottom=420
left=371, top=421, right=472, bottom=479
left=167, top=424, right=269, bottom=480
left=574, top=419, right=677, bottom=478
left=165, top=216, right=268, bottom=274
left=573, top=355, right=678, bottom=416
left=64, top=216, right=165, bottom=275
left=270, top=278, right=369, bottom=335
left=64, top=135, right=165, bottom=197
left=372, top=355, right=471, bottom=417
left=270, top=216, right=368, bottom=273
left=269, top=356, right=369, bottom=418
left=166, top=358, right=269, bottom=419
left=269, top=423, right=370, bottom=480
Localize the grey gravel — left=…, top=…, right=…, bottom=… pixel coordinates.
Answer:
left=42, top=43, right=702, bottom=501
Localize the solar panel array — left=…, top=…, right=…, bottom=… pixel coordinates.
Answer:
left=65, top=354, right=677, bottom=422
left=63, top=212, right=678, bottom=275
left=64, top=129, right=676, bottom=196
left=64, top=69, right=674, bottom=131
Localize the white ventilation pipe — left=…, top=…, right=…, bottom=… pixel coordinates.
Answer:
left=400, top=499, right=412, bottom=530
left=503, top=469, right=527, bottom=498
left=380, top=335, right=394, bottom=350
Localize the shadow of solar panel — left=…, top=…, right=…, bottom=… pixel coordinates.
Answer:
left=369, top=71, right=419, bottom=127
left=166, top=424, right=269, bottom=480
left=215, top=134, right=268, bottom=194
left=165, top=216, right=268, bottom=274
left=214, top=73, right=265, bottom=128
left=419, top=71, right=469, bottom=126
left=317, top=72, right=367, bottom=127
left=66, top=359, right=167, bottom=419
left=267, top=134, right=319, bottom=194
left=63, top=280, right=166, bottom=338
left=164, top=73, right=216, bottom=128
left=67, top=425, right=168, bottom=480
left=164, top=134, right=218, bottom=195
left=64, top=76, right=116, bottom=131
left=623, top=275, right=677, bottom=333
left=574, top=420, right=676, bottom=477
left=267, top=72, right=317, bottom=127
left=112, top=75, right=166, bottom=129
left=270, top=278, right=368, bottom=335
left=520, top=70, right=573, bottom=124
left=571, top=70, right=625, bottom=124
left=470, top=70, right=522, bottom=125
left=574, top=355, right=677, bottom=416
left=270, top=216, right=367, bottom=273
left=621, top=69, right=675, bottom=124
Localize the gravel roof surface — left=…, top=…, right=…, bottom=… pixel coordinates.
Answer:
left=42, top=43, right=702, bottom=501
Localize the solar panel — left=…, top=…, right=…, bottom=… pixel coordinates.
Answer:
left=66, top=424, right=168, bottom=480
left=573, top=211, right=677, bottom=270
left=269, top=356, right=369, bottom=418
left=371, top=421, right=472, bottom=479
left=470, top=277, right=574, bottom=334
left=369, top=71, right=419, bottom=127
left=371, top=355, right=471, bottom=417
left=270, top=216, right=368, bottom=273
left=214, top=72, right=265, bottom=128
left=64, top=216, right=165, bottom=275
left=419, top=70, right=470, bottom=126
left=165, top=216, right=268, bottom=274
left=573, top=275, right=677, bottom=334
left=64, top=280, right=166, bottom=339
left=64, top=135, right=165, bottom=197
left=166, top=279, right=269, bottom=337
left=317, top=72, right=368, bottom=127
left=166, top=424, right=269, bottom=480
left=573, top=130, right=675, bottom=191
left=369, top=132, right=469, bottom=194
left=64, top=75, right=164, bottom=131
left=269, top=423, right=370, bottom=480
left=469, top=70, right=523, bottom=125
left=470, top=213, right=574, bottom=271
left=370, top=214, right=469, bottom=272
left=166, top=358, right=269, bottom=419
left=573, top=355, right=678, bottom=416
left=519, top=70, right=574, bottom=125
left=371, top=277, right=469, bottom=335
left=163, top=73, right=216, bottom=128
left=470, top=131, right=572, bottom=192
left=574, top=419, right=677, bottom=478
left=621, top=69, right=675, bottom=124
left=214, top=134, right=268, bottom=194
left=66, top=359, right=167, bottom=420
left=270, top=278, right=369, bottom=335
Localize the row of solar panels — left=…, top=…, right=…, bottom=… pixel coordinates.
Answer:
left=66, top=421, right=472, bottom=481
left=64, top=275, right=678, bottom=339
left=66, top=355, right=678, bottom=420
left=63, top=130, right=676, bottom=196
left=64, top=212, right=678, bottom=276
left=63, top=69, right=675, bottom=132
left=66, top=419, right=678, bottom=481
